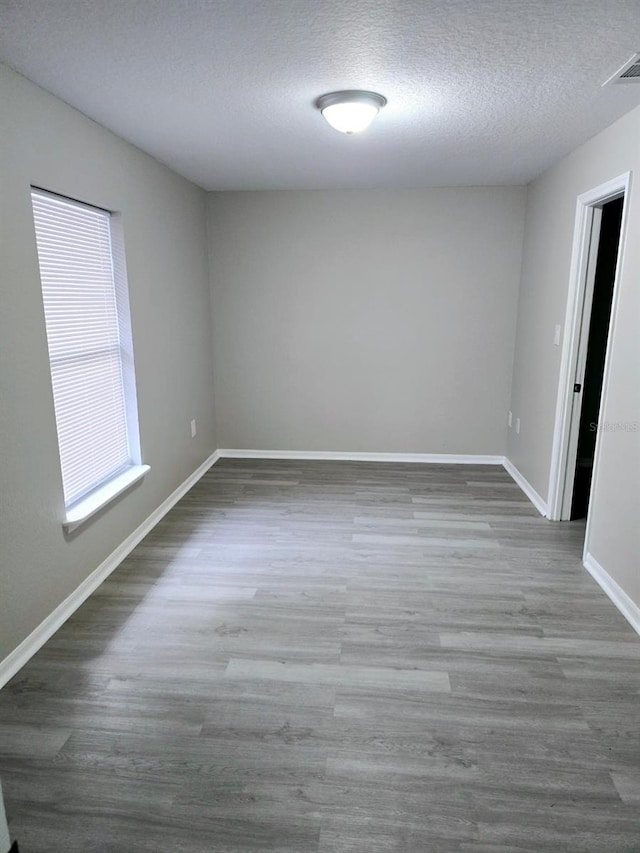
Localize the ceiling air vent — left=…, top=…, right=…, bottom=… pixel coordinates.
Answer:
left=603, top=52, right=640, bottom=85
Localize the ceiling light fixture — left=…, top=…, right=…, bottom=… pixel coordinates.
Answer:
left=316, top=90, right=387, bottom=134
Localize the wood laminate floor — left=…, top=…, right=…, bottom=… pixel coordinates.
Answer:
left=0, top=460, right=639, bottom=852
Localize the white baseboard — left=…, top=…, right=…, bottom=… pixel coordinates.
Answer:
left=502, top=457, right=548, bottom=516
left=217, top=449, right=505, bottom=465
left=0, top=448, right=556, bottom=687
left=0, top=450, right=220, bottom=689
left=583, top=552, right=640, bottom=636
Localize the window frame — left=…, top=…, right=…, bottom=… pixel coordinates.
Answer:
left=31, top=187, right=149, bottom=531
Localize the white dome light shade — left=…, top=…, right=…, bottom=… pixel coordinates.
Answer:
left=317, top=91, right=387, bottom=134
left=322, top=102, right=379, bottom=134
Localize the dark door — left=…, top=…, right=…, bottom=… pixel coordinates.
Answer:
left=570, top=196, right=623, bottom=520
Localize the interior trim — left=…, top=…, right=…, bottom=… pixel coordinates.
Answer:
left=14, top=448, right=627, bottom=688
left=0, top=450, right=219, bottom=689
left=547, top=172, right=632, bottom=521
left=216, top=449, right=505, bottom=465
left=64, top=464, right=150, bottom=532
left=502, top=457, right=548, bottom=516
left=583, top=551, right=640, bottom=636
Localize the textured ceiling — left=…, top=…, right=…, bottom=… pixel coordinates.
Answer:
left=1, top=0, right=640, bottom=190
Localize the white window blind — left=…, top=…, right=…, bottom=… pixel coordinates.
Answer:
left=31, top=190, right=137, bottom=508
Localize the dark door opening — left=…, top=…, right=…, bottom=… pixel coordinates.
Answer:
left=570, top=196, right=623, bottom=520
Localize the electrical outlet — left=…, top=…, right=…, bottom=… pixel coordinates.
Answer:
left=508, top=410, right=513, bottom=428
left=190, top=419, right=197, bottom=438
left=515, top=417, right=521, bottom=435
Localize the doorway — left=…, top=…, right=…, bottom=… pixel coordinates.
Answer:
left=547, top=172, right=630, bottom=523
left=569, top=196, right=623, bottom=519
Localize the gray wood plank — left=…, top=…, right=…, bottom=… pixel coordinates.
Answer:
left=0, top=459, right=638, bottom=852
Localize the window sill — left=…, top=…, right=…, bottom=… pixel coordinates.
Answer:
left=63, top=464, right=150, bottom=532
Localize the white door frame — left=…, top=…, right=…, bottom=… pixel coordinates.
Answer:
left=547, top=172, right=631, bottom=521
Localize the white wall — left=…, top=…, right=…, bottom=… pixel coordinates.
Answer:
left=0, top=64, right=216, bottom=663
left=208, top=188, right=526, bottom=455
left=508, top=104, right=640, bottom=612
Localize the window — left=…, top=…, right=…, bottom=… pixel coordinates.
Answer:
left=31, top=189, right=148, bottom=529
